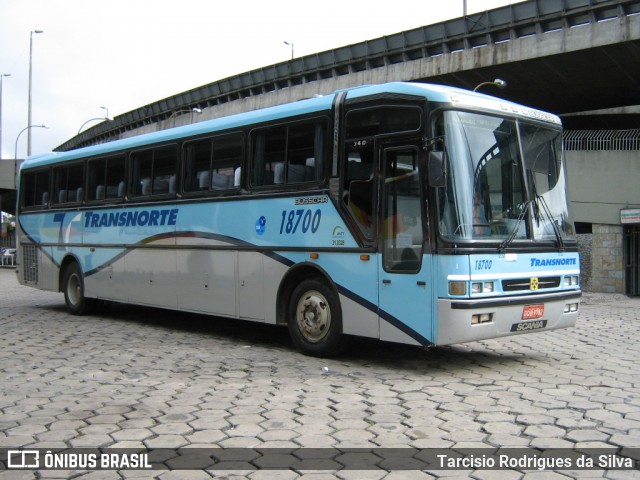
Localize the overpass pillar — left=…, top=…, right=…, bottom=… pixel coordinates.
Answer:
left=0, top=159, right=21, bottom=216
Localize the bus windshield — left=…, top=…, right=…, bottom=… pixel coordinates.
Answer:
left=436, top=110, right=575, bottom=244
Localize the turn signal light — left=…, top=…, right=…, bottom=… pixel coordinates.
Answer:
left=449, top=281, right=467, bottom=296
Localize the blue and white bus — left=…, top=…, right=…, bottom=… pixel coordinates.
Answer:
left=17, top=82, right=580, bottom=357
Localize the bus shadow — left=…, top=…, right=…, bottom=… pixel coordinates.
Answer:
left=97, top=302, right=294, bottom=349
left=343, top=336, right=530, bottom=371
left=40, top=301, right=532, bottom=371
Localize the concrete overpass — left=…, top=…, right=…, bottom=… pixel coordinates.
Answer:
left=57, top=0, right=640, bottom=150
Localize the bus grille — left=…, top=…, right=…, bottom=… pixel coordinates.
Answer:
left=502, top=276, right=561, bottom=292
left=22, top=244, right=39, bottom=284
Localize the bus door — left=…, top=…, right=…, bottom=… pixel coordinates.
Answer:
left=378, top=142, right=434, bottom=345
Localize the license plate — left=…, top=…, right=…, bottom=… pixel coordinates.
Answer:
left=522, top=304, right=544, bottom=320
left=511, top=320, right=548, bottom=332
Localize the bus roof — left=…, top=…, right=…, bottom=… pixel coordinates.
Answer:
left=22, top=82, right=561, bottom=170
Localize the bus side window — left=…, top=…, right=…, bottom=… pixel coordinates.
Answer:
left=152, top=146, right=177, bottom=195
left=107, top=157, right=125, bottom=199
left=184, top=135, right=242, bottom=193
left=53, top=163, right=84, bottom=204
left=131, top=146, right=177, bottom=197
left=252, top=127, right=285, bottom=186
left=211, top=135, right=242, bottom=190
left=87, top=158, right=106, bottom=201
left=184, top=140, right=212, bottom=192
left=132, top=150, right=152, bottom=196
left=286, top=123, right=324, bottom=183
left=22, top=170, right=50, bottom=208
left=87, top=156, right=125, bottom=202
left=343, top=146, right=375, bottom=239
left=382, top=148, right=423, bottom=272
left=251, top=122, right=325, bottom=187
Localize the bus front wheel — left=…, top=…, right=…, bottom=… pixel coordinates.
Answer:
left=288, top=278, right=348, bottom=357
left=62, top=262, right=96, bottom=315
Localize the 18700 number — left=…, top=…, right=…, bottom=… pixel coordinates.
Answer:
left=279, top=209, right=322, bottom=234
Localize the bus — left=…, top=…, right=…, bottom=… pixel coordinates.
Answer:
left=16, top=82, right=581, bottom=357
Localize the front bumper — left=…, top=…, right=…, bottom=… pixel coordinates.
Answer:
left=437, top=290, right=581, bottom=345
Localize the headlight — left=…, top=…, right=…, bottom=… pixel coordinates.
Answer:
left=564, top=275, right=580, bottom=286
left=472, top=313, right=493, bottom=324
left=564, top=303, right=579, bottom=313
left=472, top=281, right=494, bottom=294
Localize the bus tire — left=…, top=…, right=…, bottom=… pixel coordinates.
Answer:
left=288, top=278, right=348, bottom=357
left=62, top=262, right=96, bottom=315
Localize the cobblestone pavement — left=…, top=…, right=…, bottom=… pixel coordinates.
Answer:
left=0, top=268, right=639, bottom=479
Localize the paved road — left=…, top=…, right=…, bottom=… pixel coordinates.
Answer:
left=0, top=267, right=639, bottom=479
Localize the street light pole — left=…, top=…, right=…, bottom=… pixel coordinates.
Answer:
left=27, top=29, right=44, bottom=157
left=78, top=107, right=113, bottom=134
left=15, top=124, right=48, bottom=160
left=14, top=125, right=46, bottom=190
left=167, top=107, right=202, bottom=128
left=283, top=41, right=294, bottom=60
left=473, top=78, right=507, bottom=92
left=0, top=73, right=10, bottom=159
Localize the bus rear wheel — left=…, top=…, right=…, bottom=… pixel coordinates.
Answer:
left=288, top=278, right=348, bottom=357
left=62, top=262, right=96, bottom=315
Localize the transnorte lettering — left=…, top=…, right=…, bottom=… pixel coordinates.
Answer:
left=84, top=209, right=178, bottom=228
left=529, top=257, right=576, bottom=267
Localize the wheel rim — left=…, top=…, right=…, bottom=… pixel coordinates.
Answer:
left=67, top=272, right=82, bottom=306
left=295, top=290, right=331, bottom=343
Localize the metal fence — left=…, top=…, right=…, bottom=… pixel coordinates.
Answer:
left=564, top=129, right=640, bottom=151
left=0, top=231, right=15, bottom=248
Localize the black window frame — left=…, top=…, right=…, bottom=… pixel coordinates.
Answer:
left=182, top=133, right=244, bottom=196
left=86, top=154, right=127, bottom=204
left=20, top=168, right=51, bottom=211
left=249, top=117, right=328, bottom=189
left=340, top=104, right=424, bottom=242
left=52, top=161, right=85, bottom=205
left=129, top=144, right=179, bottom=199
left=344, top=104, right=423, bottom=141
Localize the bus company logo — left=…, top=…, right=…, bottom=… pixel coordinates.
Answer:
left=84, top=209, right=178, bottom=228
left=255, top=216, right=267, bottom=235
left=332, top=227, right=345, bottom=238
left=529, top=257, right=577, bottom=267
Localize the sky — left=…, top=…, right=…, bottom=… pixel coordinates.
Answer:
left=0, top=0, right=519, bottom=159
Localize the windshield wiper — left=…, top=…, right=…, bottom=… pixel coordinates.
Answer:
left=499, top=200, right=531, bottom=251
left=527, top=170, right=565, bottom=250
left=534, top=193, right=565, bottom=250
